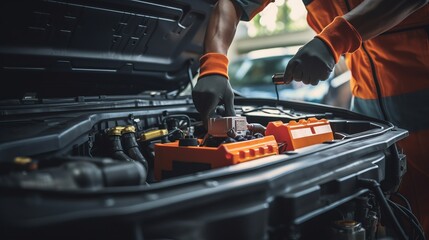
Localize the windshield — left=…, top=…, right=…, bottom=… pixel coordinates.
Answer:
left=229, top=56, right=291, bottom=87
left=228, top=54, right=332, bottom=103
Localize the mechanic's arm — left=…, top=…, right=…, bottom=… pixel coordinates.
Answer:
left=192, top=0, right=243, bottom=127
left=204, top=0, right=242, bottom=54
left=284, top=0, right=428, bottom=85
left=344, top=0, right=428, bottom=40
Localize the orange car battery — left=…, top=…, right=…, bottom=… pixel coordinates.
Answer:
left=154, top=135, right=278, bottom=180
left=265, top=117, right=334, bottom=152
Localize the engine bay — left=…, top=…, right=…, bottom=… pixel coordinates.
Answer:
left=0, top=0, right=422, bottom=238
left=0, top=97, right=391, bottom=188
left=0, top=97, right=412, bottom=240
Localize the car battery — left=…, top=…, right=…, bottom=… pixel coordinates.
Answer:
left=265, top=117, right=334, bottom=152
left=154, top=135, right=278, bottom=180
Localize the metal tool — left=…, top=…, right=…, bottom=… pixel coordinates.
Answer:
left=272, top=73, right=287, bottom=85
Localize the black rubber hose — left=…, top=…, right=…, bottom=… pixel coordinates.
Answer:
left=121, top=132, right=148, bottom=170
left=358, top=178, right=408, bottom=240
left=0, top=160, right=148, bottom=189
left=109, top=135, right=134, bottom=162
left=101, top=160, right=147, bottom=187
left=396, top=203, right=424, bottom=233
left=388, top=199, right=426, bottom=240
left=393, top=192, right=413, bottom=211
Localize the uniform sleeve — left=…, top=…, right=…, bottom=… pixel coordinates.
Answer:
left=232, top=0, right=274, bottom=21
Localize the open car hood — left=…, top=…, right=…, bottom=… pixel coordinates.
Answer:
left=0, top=1, right=417, bottom=239
left=0, top=0, right=213, bottom=99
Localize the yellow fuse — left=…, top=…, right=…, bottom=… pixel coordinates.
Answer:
left=14, top=156, right=32, bottom=165
left=140, top=129, right=168, bottom=141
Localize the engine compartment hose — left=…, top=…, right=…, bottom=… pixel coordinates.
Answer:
left=358, top=178, right=408, bottom=240
left=109, top=135, right=135, bottom=162
left=121, top=126, right=149, bottom=170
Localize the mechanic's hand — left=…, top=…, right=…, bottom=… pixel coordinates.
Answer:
left=192, top=74, right=236, bottom=128
left=284, top=37, right=335, bottom=86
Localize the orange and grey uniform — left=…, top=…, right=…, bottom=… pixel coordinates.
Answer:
left=305, top=0, right=429, bottom=235
left=232, top=0, right=274, bottom=21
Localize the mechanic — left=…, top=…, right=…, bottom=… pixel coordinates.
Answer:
left=192, top=0, right=429, bottom=236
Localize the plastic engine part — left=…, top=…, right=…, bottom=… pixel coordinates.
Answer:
left=154, top=135, right=278, bottom=180
left=265, top=117, right=334, bottom=152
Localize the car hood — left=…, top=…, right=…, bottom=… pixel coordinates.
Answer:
left=0, top=0, right=214, bottom=100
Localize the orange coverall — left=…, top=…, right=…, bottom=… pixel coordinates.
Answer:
left=202, top=0, right=429, bottom=235
left=305, top=0, right=429, bottom=235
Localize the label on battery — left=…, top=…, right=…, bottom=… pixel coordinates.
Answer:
left=313, top=125, right=332, bottom=134
left=290, top=128, right=313, bottom=139
left=235, top=119, right=248, bottom=132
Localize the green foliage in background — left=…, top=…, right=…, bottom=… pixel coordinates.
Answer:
left=249, top=2, right=307, bottom=37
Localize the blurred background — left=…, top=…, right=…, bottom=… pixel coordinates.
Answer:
left=227, top=0, right=352, bottom=108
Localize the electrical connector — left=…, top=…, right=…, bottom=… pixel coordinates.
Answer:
left=208, top=116, right=248, bottom=137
